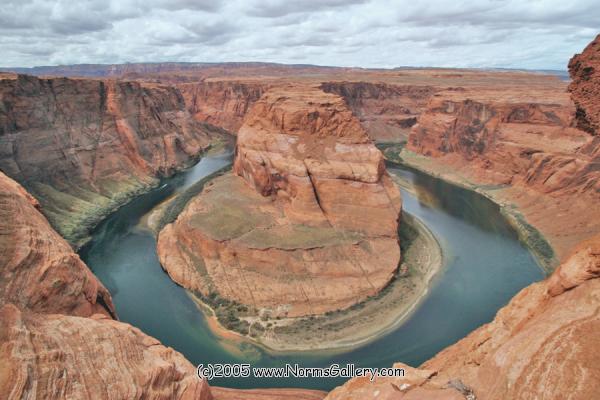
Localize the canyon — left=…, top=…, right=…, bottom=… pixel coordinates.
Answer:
left=0, top=34, right=599, bottom=400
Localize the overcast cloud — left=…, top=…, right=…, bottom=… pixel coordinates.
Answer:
left=1, top=0, right=598, bottom=69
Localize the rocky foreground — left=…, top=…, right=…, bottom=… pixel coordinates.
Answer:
left=158, top=85, right=402, bottom=321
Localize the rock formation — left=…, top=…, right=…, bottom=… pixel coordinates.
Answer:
left=569, top=34, right=600, bottom=135
left=321, top=82, right=437, bottom=143
left=178, top=80, right=268, bottom=133
left=325, top=234, right=600, bottom=400
left=0, top=74, right=216, bottom=247
left=0, top=304, right=213, bottom=400
left=0, top=171, right=114, bottom=318
left=158, top=85, right=401, bottom=318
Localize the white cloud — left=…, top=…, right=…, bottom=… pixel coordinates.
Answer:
left=0, top=0, right=597, bottom=69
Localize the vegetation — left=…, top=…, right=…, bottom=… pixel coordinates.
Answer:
left=155, top=165, right=231, bottom=231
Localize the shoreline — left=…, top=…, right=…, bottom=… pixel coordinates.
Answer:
left=381, top=143, right=557, bottom=273
left=184, top=209, right=444, bottom=353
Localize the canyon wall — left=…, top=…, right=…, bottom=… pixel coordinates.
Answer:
left=405, top=72, right=599, bottom=261
left=321, top=82, right=437, bottom=143
left=0, top=170, right=212, bottom=399
left=178, top=80, right=268, bottom=132
left=0, top=74, right=216, bottom=247
left=158, top=85, right=402, bottom=319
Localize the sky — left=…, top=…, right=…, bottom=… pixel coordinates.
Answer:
left=1, top=0, right=598, bottom=70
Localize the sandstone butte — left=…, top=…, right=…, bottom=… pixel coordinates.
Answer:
left=0, top=74, right=217, bottom=247
left=158, top=84, right=402, bottom=318
left=1, top=34, right=599, bottom=400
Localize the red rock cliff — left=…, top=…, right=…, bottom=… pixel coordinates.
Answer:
left=321, top=82, right=437, bottom=143
left=0, top=74, right=216, bottom=246
left=569, top=34, right=600, bottom=135
left=178, top=80, right=268, bottom=133
left=0, top=171, right=114, bottom=318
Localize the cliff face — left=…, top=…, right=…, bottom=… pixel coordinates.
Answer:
left=321, top=82, right=437, bottom=143
left=0, top=74, right=215, bottom=246
left=407, top=89, right=596, bottom=193
left=0, top=171, right=114, bottom=318
left=158, top=85, right=401, bottom=319
left=326, top=234, right=600, bottom=400
left=178, top=80, right=268, bottom=133
left=569, top=34, right=600, bottom=135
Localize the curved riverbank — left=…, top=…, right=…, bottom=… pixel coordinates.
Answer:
left=179, top=209, right=443, bottom=352
left=380, top=142, right=556, bottom=273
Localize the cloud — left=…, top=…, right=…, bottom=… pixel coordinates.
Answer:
left=245, top=0, right=370, bottom=18
left=0, top=0, right=598, bottom=69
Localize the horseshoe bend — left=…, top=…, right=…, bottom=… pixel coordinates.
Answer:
left=1, top=13, right=600, bottom=400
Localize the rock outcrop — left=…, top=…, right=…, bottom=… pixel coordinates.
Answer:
left=0, top=304, right=213, bottom=400
left=325, top=234, right=600, bottom=400
left=158, top=85, right=401, bottom=318
left=569, top=34, right=600, bottom=135
left=0, top=74, right=216, bottom=247
left=0, top=171, right=114, bottom=318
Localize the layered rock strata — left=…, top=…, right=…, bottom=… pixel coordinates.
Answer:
left=0, top=304, right=213, bottom=400
left=321, top=82, right=437, bottom=143
left=158, top=85, right=402, bottom=318
left=0, top=74, right=215, bottom=246
left=179, top=80, right=268, bottom=132
left=0, top=171, right=114, bottom=317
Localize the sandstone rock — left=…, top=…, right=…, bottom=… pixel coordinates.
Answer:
left=0, top=171, right=114, bottom=318
left=179, top=80, right=268, bottom=133
left=321, top=82, right=437, bottom=143
left=0, top=304, right=212, bottom=400
left=211, top=387, right=326, bottom=400
left=569, top=34, right=600, bottom=135
left=0, top=74, right=215, bottom=246
left=406, top=78, right=600, bottom=261
left=158, top=85, right=401, bottom=318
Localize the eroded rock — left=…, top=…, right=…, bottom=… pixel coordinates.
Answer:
left=158, top=85, right=402, bottom=318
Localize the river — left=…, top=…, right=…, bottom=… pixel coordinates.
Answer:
left=80, top=151, right=543, bottom=391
